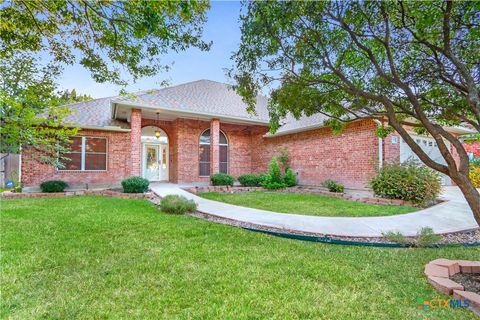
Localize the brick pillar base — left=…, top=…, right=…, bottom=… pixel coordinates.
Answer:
left=210, top=119, right=220, bottom=175
left=130, top=108, right=142, bottom=176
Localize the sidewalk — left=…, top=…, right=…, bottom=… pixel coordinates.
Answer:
left=150, top=184, right=479, bottom=237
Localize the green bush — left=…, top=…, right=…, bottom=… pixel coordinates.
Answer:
left=210, top=173, right=234, bottom=186
left=261, top=174, right=287, bottom=189
left=370, top=161, right=441, bottom=206
left=121, top=176, right=150, bottom=193
left=322, top=179, right=345, bottom=193
left=284, top=168, right=297, bottom=187
left=159, top=195, right=197, bottom=214
left=40, top=180, right=68, bottom=193
left=383, top=227, right=441, bottom=247
left=238, top=174, right=263, bottom=187
left=268, top=157, right=283, bottom=184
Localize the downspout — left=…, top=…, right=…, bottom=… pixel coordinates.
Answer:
left=373, top=119, right=383, bottom=170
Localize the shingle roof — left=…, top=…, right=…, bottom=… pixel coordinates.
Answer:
left=62, top=79, right=333, bottom=134
left=115, top=79, right=270, bottom=122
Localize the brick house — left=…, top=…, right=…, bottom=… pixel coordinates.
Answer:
left=20, top=80, right=474, bottom=190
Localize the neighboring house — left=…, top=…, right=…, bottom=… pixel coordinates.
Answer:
left=21, top=80, right=475, bottom=190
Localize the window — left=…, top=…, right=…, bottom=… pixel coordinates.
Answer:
left=60, top=136, right=107, bottom=171
left=199, top=129, right=228, bottom=176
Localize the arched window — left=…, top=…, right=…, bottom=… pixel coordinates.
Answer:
left=199, top=129, right=228, bottom=176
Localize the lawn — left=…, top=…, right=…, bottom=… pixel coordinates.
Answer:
left=1, top=196, right=477, bottom=319
left=199, top=191, right=417, bottom=217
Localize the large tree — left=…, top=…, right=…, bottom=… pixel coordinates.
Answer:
left=1, top=0, right=210, bottom=165
left=232, top=1, right=480, bottom=222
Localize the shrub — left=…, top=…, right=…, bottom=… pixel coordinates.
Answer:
left=284, top=168, right=297, bottom=187
left=322, top=179, right=345, bottom=193
left=469, top=165, right=480, bottom=188
left=470, top=157, right=480, bottom=167
left=261, top=174, right=287, bottom=189
left=370, top=161, right=441, bottom=206
left=238, top=174, right=263, bottom=187
left=210, top=173, right=234, bottom=186
left=159, top=195, right=197, bottom=214
left=121, top=176, right=149, bottom=193
left=383, top=227, right=441, bottom=247
left=40, top=180, right=68, bottom=193
left=267, top=157, right=283, bottom=184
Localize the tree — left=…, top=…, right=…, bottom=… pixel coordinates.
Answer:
left=0, top=54, right=77, bottom=167
left=232, top=1, right=480, bottom=222
left=1, top=0, right=210, bottom=85
left=57, top=89, right=93, bottom=104
left=1, top=0, right=210, bottom=166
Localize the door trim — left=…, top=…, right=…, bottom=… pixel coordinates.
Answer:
left=142, top=143, right=169, bottom=181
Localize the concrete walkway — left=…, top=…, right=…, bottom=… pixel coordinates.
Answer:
left=150, top=184, right=479, bottom=237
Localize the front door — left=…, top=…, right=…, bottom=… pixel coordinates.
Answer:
left=143, top=144, right=168, bottom=181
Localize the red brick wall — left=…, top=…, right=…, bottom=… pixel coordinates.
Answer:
left=383, top=134, right=401, bottom=164
left=21, top=129, right=132, bottom=187
left=251, top=119, right=379, bottom=189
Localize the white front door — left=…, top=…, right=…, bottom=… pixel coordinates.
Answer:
left=143, top=144, right=168, bottom=181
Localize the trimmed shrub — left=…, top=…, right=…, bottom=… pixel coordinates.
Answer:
left=121, top=176, right=149, bottom=193
left=261, top=174, right=287, bottom=189
left=284, top=168, right=297, bottom=187
left=40, top=180, right=68, bottom=193
left=322, top=179, right=345, bottom=193
left=238, top=174, right=263, bottom=187
left=370, top=161, right=441, bottom=206
left=159, top=195, right=197, bottom=214
left=469, top=165, right=480, bottom=188
left=210, top=173, right=234, bottom=186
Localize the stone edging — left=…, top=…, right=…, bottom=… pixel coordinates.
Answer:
left=424, top=259, right=480, bottom=313
left=0, top=190, right=154, bottom=200
left=183, top=185, right=415, bottom=206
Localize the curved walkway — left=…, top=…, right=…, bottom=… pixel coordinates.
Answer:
left=150, top=183, right=479, bottom=237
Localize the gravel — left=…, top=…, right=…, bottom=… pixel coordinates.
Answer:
left=451, top=273, right=480, bottom=294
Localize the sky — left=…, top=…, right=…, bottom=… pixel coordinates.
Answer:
left=58, top=1, right=243, bottom=98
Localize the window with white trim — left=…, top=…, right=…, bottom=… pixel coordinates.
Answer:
left=60, top=136, right=107, bottom=171
left=199, top=129, right=228, bottom=176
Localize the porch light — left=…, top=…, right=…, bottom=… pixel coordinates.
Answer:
left=155, top=112, right=161, bottom=139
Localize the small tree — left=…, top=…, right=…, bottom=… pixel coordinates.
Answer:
left=275, top=146, right=290, bottom=172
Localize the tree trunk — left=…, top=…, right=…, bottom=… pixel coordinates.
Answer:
left=454, top=175, right=480, bottom=226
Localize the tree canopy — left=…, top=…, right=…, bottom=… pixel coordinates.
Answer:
left=1, top=0, right=211, bottom=84
left=232, top=0, right=480, bottom=221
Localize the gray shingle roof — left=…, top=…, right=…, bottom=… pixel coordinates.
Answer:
left=62, top=79, right=332, bottom=134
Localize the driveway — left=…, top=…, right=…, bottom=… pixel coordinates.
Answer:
left=150, top=184, right=479, bottom=237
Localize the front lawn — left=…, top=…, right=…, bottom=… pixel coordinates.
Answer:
left=199, top=191, right=417, bottom=217
left=1, top=196, right=477, bottom=319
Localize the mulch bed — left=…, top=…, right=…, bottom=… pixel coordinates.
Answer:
left=451, top=273, right=480, bottom=294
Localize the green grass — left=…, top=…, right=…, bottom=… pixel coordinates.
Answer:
left=199, top=191, right=417, bottom=217
left=1, top=196, right=477, bottom=319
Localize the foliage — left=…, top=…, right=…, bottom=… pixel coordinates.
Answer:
left=275, top=146, right=290, bottom=171
left=57, top=89, right=93, bottom=105
left=232, top=1, right=480, bottom=218
left=40, top=180, right=68, bottom=193
left=1, top=1, right=210, bottom=85
left=121, top=176, right=149, bottom=193
left=284, top=168, right=297, bottom=187
left=383, top=227, right=441, bottom=248
left=322, top=180, right=345, bottom=193
left=470, top=158, right=480, bottom=167
left=469, top=166, right=480, bottom=188
left=159, top=195, right=197, bottom=215
left=261, top=157, right=286, bottom=189
left=210, top=173, right=234, bottom=186
left=238, top=174, right=263, bottom=187
left=0, top=54, right=78, bottom=166
left=370, top=162, right=442, bottom=206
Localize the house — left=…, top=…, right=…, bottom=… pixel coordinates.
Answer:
left=20, top=80, right=475, bottom=190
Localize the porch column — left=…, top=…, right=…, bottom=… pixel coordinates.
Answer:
left=130, top=108, right=142, bottom=176
left=210, top=119, right=220, bottom=175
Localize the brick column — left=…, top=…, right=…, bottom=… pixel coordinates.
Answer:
left=210, top=119, right=220, bottom=175
left=130, top=108, right=142, bottom=176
